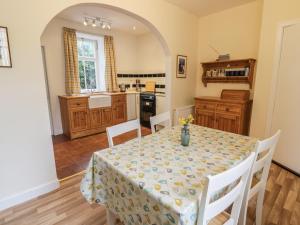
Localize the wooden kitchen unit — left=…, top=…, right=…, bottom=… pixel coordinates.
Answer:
left=194, top=90, right=252, bottom=135
left=59, top=93, right=127, bottom=140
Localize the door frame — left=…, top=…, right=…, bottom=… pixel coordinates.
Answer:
left=265, top=19, right=300, bottom=137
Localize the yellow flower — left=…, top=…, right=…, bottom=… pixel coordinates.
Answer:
left=178, top=114, right=194, bottom=125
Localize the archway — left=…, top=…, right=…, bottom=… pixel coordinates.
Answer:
left=41, top=2, right=172, bottom=112
left=41, top=2, right=172, bottom=179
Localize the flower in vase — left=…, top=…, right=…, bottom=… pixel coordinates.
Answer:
left=178, top=114, right=194, bottom=126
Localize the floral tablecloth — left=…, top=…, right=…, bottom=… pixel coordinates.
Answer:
left=80, top=125, right=257, bottom=225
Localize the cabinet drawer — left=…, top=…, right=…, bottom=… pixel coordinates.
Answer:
left=195, top=101, right=216, bottom=111
left=112, top=94, right=126, bottom=103
left=216, top=104, right=242, bottom=115
left=68, top=98, right=88, bottom=108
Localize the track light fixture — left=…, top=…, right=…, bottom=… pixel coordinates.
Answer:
left=83, top=16, right=112, bottom=30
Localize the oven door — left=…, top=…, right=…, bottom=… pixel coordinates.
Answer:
left=140, top=97, right=156, bottom=127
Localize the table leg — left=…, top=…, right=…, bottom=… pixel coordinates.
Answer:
left=106, top=208, right=117, bottom=225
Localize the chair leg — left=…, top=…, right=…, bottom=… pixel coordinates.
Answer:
left=106, top=208, right=117, bottom=225
left=255, top=190, right=265, bottom=225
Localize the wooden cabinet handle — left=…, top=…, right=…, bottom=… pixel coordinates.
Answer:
left=77, top=103, right=80, bottom=106
left=226, top=108, right=229, bottom=111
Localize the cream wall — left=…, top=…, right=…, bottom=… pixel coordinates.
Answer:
left=250, top=0, right=300, bottom=138
left=41, top=17, right=165, bottom=135
left=136, top=32, right=166, bottom=73
left=0, top=0, right=198, bottom=209
left=196, top=1, right=263, bottom=97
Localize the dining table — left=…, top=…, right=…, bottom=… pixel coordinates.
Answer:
left=80, top=124, right=257, bottom=225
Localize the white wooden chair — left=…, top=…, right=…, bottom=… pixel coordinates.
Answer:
left=106, top=119, right=142, bottom=147
left=238, top=130, right=281, bottom=225
left=197, top=152, right=255, bottom=225
left=173, top=105, right=195, bottom=125
left=150, top=111, right=171, bottom=134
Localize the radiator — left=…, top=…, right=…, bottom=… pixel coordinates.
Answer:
left=173, top=105, right=195, bottom=125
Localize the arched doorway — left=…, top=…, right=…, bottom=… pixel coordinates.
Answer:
left=41, top=3, right=172, bottom=179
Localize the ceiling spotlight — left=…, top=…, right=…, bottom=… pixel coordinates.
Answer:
left=83, top=18, right=88, bottom=26
left=133, top=26, right=136, bottom=30
left=107, top=24, right=111, bottom=30
left=92, top=20, right=96, bottom=27
left=102, top=23, right=106, bottom=29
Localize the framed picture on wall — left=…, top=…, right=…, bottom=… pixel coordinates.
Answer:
left=0, top=26, right=12, bottom=68
left=176, top=55, right=187, bottom=78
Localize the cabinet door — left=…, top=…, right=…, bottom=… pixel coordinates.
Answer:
left=90, top=108, right=102, bottom=129
left=195, top=110, right=215, bottom=128
left=102, top=107, right=113, bottom=127
left=126, top=94, right=137, bottom=120
left=215, top=113, right=240, bottom=134
left=113, top=102, right=127, bottom=124
left=70, top=108, right=89, bottom=132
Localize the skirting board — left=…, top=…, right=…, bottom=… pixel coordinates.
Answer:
left=0, top=179, right=60, bottom=212
left=272, top=160, right=300, bottom=177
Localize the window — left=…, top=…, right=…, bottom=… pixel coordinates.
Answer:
left=77, top=33, right=105, bottom=93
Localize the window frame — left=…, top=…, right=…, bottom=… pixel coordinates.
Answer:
left=76, top=32, right=105, bottom=93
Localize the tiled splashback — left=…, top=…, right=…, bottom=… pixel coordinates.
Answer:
left=117, top=73, right=166, bottom=93
left=117, top=73, right=165, bottom=78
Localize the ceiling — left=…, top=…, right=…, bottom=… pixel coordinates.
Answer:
left=58, top=4, right=150, bottom=35
left=165, top=0, right=255, bottom=17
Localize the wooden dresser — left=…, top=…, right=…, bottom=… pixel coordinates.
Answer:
left=59, top=93, right=127, bottom=139
left=194, top=90, right=252, bottom=135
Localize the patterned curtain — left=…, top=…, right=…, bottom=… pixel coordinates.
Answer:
left=63, top=27, right=80, bottom=95
left=104, top=36, right=118, bottom=92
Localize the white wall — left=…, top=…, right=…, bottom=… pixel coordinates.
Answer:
left=41, top=17, right=166, bottom=135
left=0, top=0, right=198, bottom=209
left=196, top=1, right=263, bottom=97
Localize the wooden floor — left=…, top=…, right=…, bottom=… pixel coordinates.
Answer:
left=53, top=127, right=152, bottom=179
left=0, top=163, right=299, bottom=225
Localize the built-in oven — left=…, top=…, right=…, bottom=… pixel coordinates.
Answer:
left=140, top=92, right=156, bottom=128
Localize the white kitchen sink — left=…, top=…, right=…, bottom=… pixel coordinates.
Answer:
left=88, top=95, right=112, bottom=109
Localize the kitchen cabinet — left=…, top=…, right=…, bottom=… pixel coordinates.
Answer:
left=59, top=93, right=127, bottom=139
left=126, top=93, right=139, bottom=120
left=195, top=110, right=215, bottom=129
left=101, top=107, right=113, bottom=127
left=90, top=108, right=102, bottom=129
left=70, top=108, right=89, bottom=132
left=112, top=94, right=127, bottom=125
left=194, top=90, right=252, bottom=135
left=156, top=94, right=166, bottom=115
left=215, top=113, right=240, bottom=134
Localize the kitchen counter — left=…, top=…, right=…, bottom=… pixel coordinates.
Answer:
left=58, top=91, right=166, bottom=99
left=59, top=92, right=127, bottom=99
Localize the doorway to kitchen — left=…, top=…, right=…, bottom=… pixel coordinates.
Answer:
left=41, top=3, right=170, bottom=179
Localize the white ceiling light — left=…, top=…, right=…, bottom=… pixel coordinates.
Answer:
left=133, top=26, right=136, bottom=30
left=83, top=16, right=112, bottom=30
left=92, top=20, right=96, bottom=27
left=83, top=18, right=88, bottom=26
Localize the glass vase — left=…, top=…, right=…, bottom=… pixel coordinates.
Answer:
left=181, top=125, right=190, bottom=146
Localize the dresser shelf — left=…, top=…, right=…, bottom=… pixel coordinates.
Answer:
left=201, top=58, right=256, bottom=88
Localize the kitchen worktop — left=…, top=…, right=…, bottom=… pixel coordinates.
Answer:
left=59, top=91, right=166, bottom=99
left=58, top=92, right=127, bottom=99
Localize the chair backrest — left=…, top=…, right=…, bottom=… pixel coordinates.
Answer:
left=106, top=119, right=141, bottom=147
left=246, top=130, right=281, bottom=200
left=173, top=105, right=195, bottom=125
left=238, top=130, right=281, bottom=225
left=197, top=152, right=255, bottom=225
left=150, top=111, right=171, bottom=134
